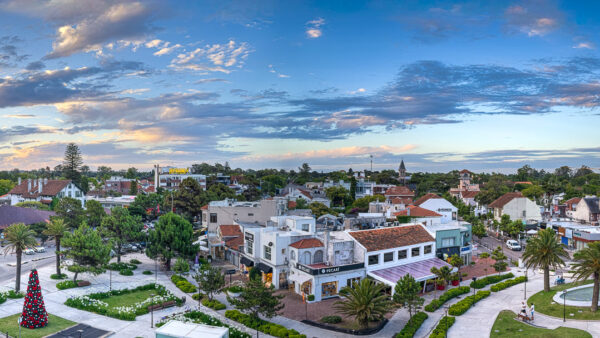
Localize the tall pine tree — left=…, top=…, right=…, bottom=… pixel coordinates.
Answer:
left=63, top=143, right=82, bottom=181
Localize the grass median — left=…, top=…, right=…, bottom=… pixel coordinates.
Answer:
left=491, top=310, right=591, bottom=338
left=527, top=280, right=600, bottom=321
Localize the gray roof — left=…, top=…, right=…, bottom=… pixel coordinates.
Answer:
left=0, top=206, right=55, bottom=229
left=583, top=197, right=600, bottom=214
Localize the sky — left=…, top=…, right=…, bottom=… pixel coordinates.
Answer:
left=0, top=0, right=599, bottom=173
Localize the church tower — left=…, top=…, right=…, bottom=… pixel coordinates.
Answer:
left=399, top=160, right=406, bottom=185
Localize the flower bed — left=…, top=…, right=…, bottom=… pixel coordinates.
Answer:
left=424, top=286, right=470, bottom=312
left=171, top=275, right=197, bottom=293
left=64, top=283, right=181, bottom=320
left=490, top=276, right=527, bottom=292
left=321, top=315, right=342, bottom=324
left=395, top=312, right=428, bottom=338
left=448, top=290, right=491, bottom=316
left=430, top=316, right=455, bottom=338
left=202, top=298, right=226, bottom=310
left=470, top=273, right=514, bottom=289
left=156, top=311, right=251, bottom=338
left=225, top=309, right=306, bottom=338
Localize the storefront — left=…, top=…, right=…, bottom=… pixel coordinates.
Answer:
left=240, top=255, right=254, bottom=272
left=289, top=262, right=365, bottom=302
left=257, top=262, right=273, bottom=287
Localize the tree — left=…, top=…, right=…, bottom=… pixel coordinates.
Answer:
left=54, top=197, right=84, bottom=229
left=97, top=166, right=112, bottom=182
left=0, top=179, right=15, bottom=195
left=2, top=223, right=38, bottom=292
left=522, top=228, right=569, bottom=292
left=85, top=200, right=106, bottom=228
left=430, top=266, right=453, bottom=287
left=574, top=165, right=594, bottom=178
left=448, top=254, right=463, bottom=275
left=393, top=274, right=424, bottom=319
left=146, top=212, right=196, bottom=270
left=227, top=277, right=284, bottom=321
left=129, top=180, right=138, bottom=195
left=125, top=167, right=138, bottom=179
left=129, top=193, right=164, bottom=220
left=100, top=207, right=144, bottom=262
left=325, top=186, right=351, bottom=207
left=295, top=198, right=308, bottom=209
left=172, top=177, right=204, bottom=220
left=334, top=278, right=391, bottom=329
left=62, top=222, right=111, bottom=283
left=351, top=195, right=385, bottom=211
left=475, top=175, right=510, bottom=206
left=20, top=269, right=48, bottom=329
left=571, top=242, right=600, bottom=312
left=43, top=218, right=68, bottom=276
left=62, top=143, right=83, bottom=181
left=194, top=265, right=225, bottom=301
left=491, top=246, right=508, bottom=273
left=308, top=201, right=336, bottom=218
left=471, top=220, right=486, bottom=239
left=522, top=185, right=544, bottom=202
left=350, top=176, right=357, bottom=201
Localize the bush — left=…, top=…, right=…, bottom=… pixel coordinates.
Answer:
left=107, top=262, right=137, bottom=271
left=307, top=294, right=315, bottom=301
left=448, top=290, right=491, bottom=316
left=143, top=270, right=153, bottom=275
left=192, top=293, right=204, bottom=300
left=171, top=275, right=197, bottom=293
left=56, top=280, right=80, bottom=290
left=321, top=315, right=342, bottom=324
left=430, top=316, right=455, bottom=338
left=202, top=298, right=226, bottom=310
left=479, top=252, right=490, bottom=258
left=130, top=259, right=142, bottom=265
left=395, top=312, right=428, bottom=338
left=5, top=290, right=24, bottom=299
left=226, top=285, right=244, bottom=293
left=424, top=286, right=470, bottom=312
left=470, top=273, right=514, bottom=289
left=225, top=310, right=306, bottom=338
left=173, top=257, right=190, bottom=274
left=120, top=269, right=134, bottom=276
left=490, top=276, right=527, bottom=292
left=50, top=273, right=68, bottom=280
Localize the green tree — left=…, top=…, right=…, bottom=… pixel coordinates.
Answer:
left=475, top=175, right=510, bottom=206
left=227, top=277, right=284, bottom=321
left=2, top=223, right=38, bottom=292
left=295, top=198, right=308, bottom=209
left=325, top=186, right=351, bottom=207
left=14, top=201, right=50, bottom=210
left=129, top=193, right=164, bottom=220
left=194, top=265, right=225, bottom=301
left=54, top=197, right=85, bottom=229
left=129, top=180, right=138, bottom=195
left=571, top=242, right=600, bottom=312
left=85, top=199, right=106, bottom=228
left=63, top=143, right=83, bottom=181
left=173, top=177, right=204, bottom=220
left=350, top=176, right=357, bottom=201
left=491, top=246, right=508, bottom=273
left=125, top=167, right=138, bottom=179
left=522, top=228, right=569, bottom=292
left=308, top=201, right=336, bottom=217
left=62, top=222, right=111, bottom=283
left=448, top=254, right=463, bottom=274
left=43, top=218, right=68, bottom=277
left=0, top=179, right=15, bottom=195
left=146, top=212, right=196, bottom=270
left=471, top=220, right=486, bottom=239
left=100, top=206, right=144, bottom=262
left=351, top=195, right=385, bottom=211
left=334, top=278, right=391, bottom=329
left=430, top=266, right=453, bottom=287
left=97, top=166, right=112, bottom=183
left=522, top=185, right=544, bottom=202
left=393, top=274, right=424, bottom=319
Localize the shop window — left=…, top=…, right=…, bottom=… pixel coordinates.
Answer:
left=314, top=250, right=324, bottom=263
left=264, top=246, right=271, bottom=260
left=210, top=213, right=218, bottom=223
left=411, top=247, right=420, bottom=257
left=424, top=245, right=432, bottom=254
left=398, top=249, right=407, bottom=259
left=368, top=254, right=379, bottom=265
left=384, top=252, right=394, bottom=262
left=322, top=281, right=338, bottom=298
left=441, top=237, right=455, bottom=247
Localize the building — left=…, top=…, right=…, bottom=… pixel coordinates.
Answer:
left=393, top=206, right=443, bottom=226
left=0, top=206, right=55, bottom=230
left=216, top=224, right=244, bottom=266
left=86, top=195, right=137, bottom=209
left=8, top=178, right=85, bottom=207
left=282, top=186, right=331, bottom=207
left=384, top=186, right=415, bottom=203
left=552, top=221, right=600, bottom=250
left=154, top=165, right=207, bottom=191
left=104, top=176, right=135, bottom=195
left=203, top=198, right=286, bottom=234
left=564, top=197, right=581, bottom=219
left=398, top=160, right=412, bottom=185
left=425, top=222, right=473, bottom=264
left=488, top=192, right=542, bottom=222
left=570, top=197, right=599, bottom=225
left=414, top=194, right=458, bottom=223
left=449, top=170, right=480, bottom=198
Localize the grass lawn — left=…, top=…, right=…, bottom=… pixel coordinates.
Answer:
left=527, top=280, right=600, bottom=321
left=102, top=289, right=156, bottom=308
left=0, top=313, right=76, bottom=338
left=491, top=310, right=591, bottom=338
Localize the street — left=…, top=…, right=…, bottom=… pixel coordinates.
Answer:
left=476, top=234, right=524, bottom=263
left=0, top=242, right=56, bottom=286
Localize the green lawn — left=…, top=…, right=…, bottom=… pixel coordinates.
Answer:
left=0, top=313, right=76, bottom=338
left=527, top=280, right=600, bottom=320
left=102, top=289, right=156, bottom=307
left=491, top=311, right=591, bottom=338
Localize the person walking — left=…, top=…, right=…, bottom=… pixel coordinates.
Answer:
left=530, top=303, right=535, bottom=321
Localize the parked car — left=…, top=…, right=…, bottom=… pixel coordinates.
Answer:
left=506, top=239, right=522, bottom=251
left=24, top=249, right=35, bottom=255
left=34, top=246, right=46, bottom=253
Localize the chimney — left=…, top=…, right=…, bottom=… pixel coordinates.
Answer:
left=38, top=178, right=43, bottom=194
left=27, top=179, right=31, bottom=191
left=18, top=177, right=21, bottom=185
left=44, top=178, right=48, bottom=185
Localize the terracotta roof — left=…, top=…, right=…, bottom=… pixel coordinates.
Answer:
left=564, top=197, right=581, bottom=206
left=384, top=186, right=415, bottom=197
left=8, top=179, right=74, bottom=198
left=288, top=200, right=297, bottom=209
left=0, top=206, right=55, bottom=229
left=225, top=236, right=244, bottom=251
left=349, top=225, right=434, bottom=252
left=289, top=238, right=323, bottom=249
left=514, top=181, right=533, bottom=185
left=390, top=197, right=412, bottom=205
left=460, top=191, right=479, bottom=199
left=201, top=205, right=208, bottom=210
left=218, top=224, right=242, bottom=237
left=414, top=193, right=441, bottom=206
left=489, top=192, right=523, bottom=208
left=298, top=189, right=313, bottom=200
left=393, top=206, right=442, bottom=217
left=459, top=169, right=471, bottom=174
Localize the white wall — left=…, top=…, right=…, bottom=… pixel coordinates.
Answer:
left=419, top=199, right=457, bottom=224
left=503, top=197, right=542, bottom=221
left=363, top=241, right=436, bottom=272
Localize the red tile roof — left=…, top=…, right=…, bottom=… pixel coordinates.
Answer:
left=564, top=197, right=581, bottom=206
left=225, top=237, right=244, bottom=251
left=393, top=206, right=442, bottom=217
left=201, top=205, right=208, bottom=210
left=384, top=186, right=415, bottom=197
left=460, top=191, right=479, bottom=199
left=390, top=197, right=412, bottom=205
left=219, top=224, right=242, bottom=237
left=459, top=169, right=471, bottom=174
left=289, top=238, right=323, bottom=249
left=349, top=225, right=434, bottom=252
left=288, top=200, right=297, bottom=209
left=414, top=193, right=441, bottom=206
left=8, top=179, right=75, bottom=198
left=488, top=192, right=523, bottom=208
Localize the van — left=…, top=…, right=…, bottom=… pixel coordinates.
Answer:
left=506, top=240, right=522, bottom=251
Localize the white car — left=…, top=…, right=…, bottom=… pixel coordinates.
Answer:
left=34, top=246, right=45, bottom=253
left=24, top=249, right=35, bottom=255
left=506, top=240, right=522, bottom=251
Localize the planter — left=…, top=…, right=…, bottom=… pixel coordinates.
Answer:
left=451, top=280, right=460, bottom=286
left=437, top=284, right=446, bottom=291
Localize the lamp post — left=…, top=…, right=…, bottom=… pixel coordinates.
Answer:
left=444, top=306, right=449, bottom=338
left=150, top=293, right=155, bottom=328
left=523, top=268, right=527, bottom=300
left=563, top=289, right=567, bottom=322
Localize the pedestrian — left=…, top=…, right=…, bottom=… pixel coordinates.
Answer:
left=521, top=301, right=527, bottom=315
left=530, top=303, right=535, bottom=321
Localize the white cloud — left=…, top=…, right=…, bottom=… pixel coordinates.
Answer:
left=143, top=39, right=182, bottom=56
left=350, top=88, right=366, bottom=95
left=268, top=64, right=290, bottom=78
left=306, top=17, right=325, bottom=39
left=170, top=40, right=251, bottom=73
left=573, top=42, right=594, bottom=49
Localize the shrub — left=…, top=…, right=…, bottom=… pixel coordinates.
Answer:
left=120, top=269, right=134, bottom=276
left=5, top=290, right=24, bottom=299
left=321, top=315, right=342, bottom=324
left=202, top=298, right=226, bottom=310
left=226, top=285, right=244, bottom=293
left=225, top=309, right=306, bottom=338
left=479, top=252, right=490, bottom=258
left=0, top=294, right=5, bottom=305
left=56, top=280, right=80, bottom=290
left=448, top=290, right=491, bottom=316
left=424, top=286, right=470, bottom=312
left=490, top=276, right=527, bottom=292
left=173, top=257, right=190, bottom=274
left=130, top=259, right=142, bottom=265
left=172, top=275, right=197, bottom=293
left=430, top=316, right=455, bottom=338
left=192, top=293, right=204, bottom=300
left=470, top=273, right=513, bottom=289
left=395, top=312, right=428, bottom=338
left=307, top=294, right=315, bottom=301
left=248, top=267, right=260, bottom=281
left=50, top=273, right=68, bottom=280
left=143, top=270, right=153, bottom=275
left=107, top=262, right=137, bottom=271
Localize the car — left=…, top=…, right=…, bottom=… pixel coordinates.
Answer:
left=34, top=246, right=45, bottom=253
left=24, top=249, right=35, bottom=255
left=506, top=239, right=522, bottom=251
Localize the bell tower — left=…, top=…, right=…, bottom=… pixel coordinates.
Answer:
left=399, top=160, right=406, bottom=185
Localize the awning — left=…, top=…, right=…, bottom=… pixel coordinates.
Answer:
left=368, top=258, right=453, bottom=286
left=289, top=272, right=312, bottom=286
left=527, top=229, right=538, bottom=235
left=240, top=256, right=254, bottom=267
left=257, top=262, right=273, bottom=274
left=198, top=245, right=209, bottom=252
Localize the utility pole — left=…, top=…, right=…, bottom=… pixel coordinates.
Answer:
left=370, top=154, right=373, bottom=172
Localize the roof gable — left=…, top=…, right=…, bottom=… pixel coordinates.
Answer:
left=394, top=206, right=442, bottom=217
left=414, top=193, right=441, bottom=206
left=349, top=225, right=434, bottom=252
left=489, top=192, right=523, bottom=208
left=9, top=179, right=77, bottom=198
left=218, top=224, right=242, bottom=237
left=384, top=186, right=415, bottom=197
left=289, top=238, right=323, bottom=249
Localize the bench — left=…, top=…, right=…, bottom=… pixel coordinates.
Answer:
left=77, top=281, right=91, bottom=287
left=147, top=300, right=176, bottom=311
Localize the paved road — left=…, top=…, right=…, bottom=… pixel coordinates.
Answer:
left=477, top=234, right=523, bottom=263
left=0, top=242, right=56, bottom=285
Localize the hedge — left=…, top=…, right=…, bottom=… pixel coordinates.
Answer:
left=424, top=286, right=470, bottom=312
left=202, top=298, right=226, bottom=310
left=142, top=270, right=153, bottom=275
left=321, top=315, right=342, bottom=324
left=0, top=290, right=25, bottom=304
left=395, top=312, right=428, bottom=338
left=448, top=290, right=491, bottom=316
left=490, top=276, right=527, bottom=292
left=171, top=275, right=197, bottom=293
left=307, top=294, right=315, bottom=301
left=430, top=316, right=455, bottom=338
left=225, top=309, right=306, bottom=338
left=470, top=273, right=514, bottom=289
left=226, top=285, right=244, bottom=293
left=50, top=273, right=68, bottom=280
left=119, top=269, right=134, bottom=276
left=107, top=262, right=137, bottom=271
left=130, top=259, right=142, bottom=264
left=56, top=280, right=82, bottom=290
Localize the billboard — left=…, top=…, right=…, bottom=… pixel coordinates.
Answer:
left=168, top=168, right=189, bottom=175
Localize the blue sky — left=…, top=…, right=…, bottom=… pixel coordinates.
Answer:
left=0, top=0, right=599, bottom=173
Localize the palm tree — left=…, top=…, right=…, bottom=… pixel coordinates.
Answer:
left=334, top=278, right=391, bottom=329
left=571, top=242, right=600, bottom=312
left=522, top=228, right=569, bottom=292
left=43, top=218, right=68, bottom=276
left=431, top=266, right=453, bottom=287
left=2, top=223, right=38, bottom=292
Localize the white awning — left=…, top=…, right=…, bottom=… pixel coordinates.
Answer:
left=289, top=272, right=312, bottom=286
left=198, top=245, right=209, bottom=252
left=527, top=229, right=538, bottom=235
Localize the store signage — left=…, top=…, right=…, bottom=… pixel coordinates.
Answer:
left=296, top=262, right=364, bottom=275
left=460, top=246, right=471, bottom=253
left=168, top=168, right=189, bottom=174
left=438, top=208, right=453, bottom=212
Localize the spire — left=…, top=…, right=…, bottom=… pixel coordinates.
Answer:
left=399, top=160, right=406, bottom=171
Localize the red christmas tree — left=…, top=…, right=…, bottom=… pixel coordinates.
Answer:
left=20, top=269, right=48, bottom=329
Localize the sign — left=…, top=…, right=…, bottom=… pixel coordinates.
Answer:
left=168, top=168, right=189, bottom=174
left=438, top=208, right=453, bottom=212
left=296, top=262, right=364, bottom=275
left=460, top=245, right=471, bottom=253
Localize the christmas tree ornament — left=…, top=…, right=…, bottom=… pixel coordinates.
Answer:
left=20, top=269, right=48, bottom=329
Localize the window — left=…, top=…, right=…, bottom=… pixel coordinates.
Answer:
left=281, top=248, right=285, bottom=254
left=303, top=251, right=312, bottom=264
left=384, top=252, right=394, bottom=262
left=346, top=277, right=360, bottom=288
left=411, top=247, right=420, bottom=257
left=368, top=254, right=379, bottom=265
left=291, top=250, right=296, bottom=260
left=398, top=250, right=407, bottom=260
left=210, top=213, right=218, bottom=223
left=301, top=223, right=310, bottom=232
left=314, top=250, right=324, bottom=263
left=264, top=246, right=271, bottom=260
left=246, top=241, right=253, bottom=254
left=248, top=213, right=254, bottom=216
left=424, top=245, right=432, bottom=254
left=522, top=210, right=526, bottom=218
left=441, top=237, right=455, bottom=247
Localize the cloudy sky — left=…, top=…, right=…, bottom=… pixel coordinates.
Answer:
left=0, top=0, right=599, bottom=173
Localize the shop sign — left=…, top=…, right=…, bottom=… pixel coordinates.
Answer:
left=296, top=262, right=364, bottom=275
left=168, top=168, right=189, bottom=174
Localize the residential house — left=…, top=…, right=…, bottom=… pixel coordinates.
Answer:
left=8, top=178, right=85, bottom=207
left=393, top=206, right=443, bottom=226
left=414, top=193, right=458, bottom=223
left=449, top=169, right=480, bottom=198
left=384, top=186, right=415, bottom=203
left=564, top=197, right=581, bottom=219
left=203, top=198, right=286, bottom=234
left=104, top=176, right=135, bottom=195
left=571, top=197, right=600, bottom=225
left=283, top=186, right=331, bottom=207
left=217, top=224, right=244, bottom=266
left=488, top=192, right=542, bottom=222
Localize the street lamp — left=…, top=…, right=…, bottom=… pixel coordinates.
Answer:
left=150, top=293, right=155, bottom=328
left=444, top=306, right=449, bottom=338
left=563, top=289, right=567, bottom=322
left=109, top=268, right=112, bottom=291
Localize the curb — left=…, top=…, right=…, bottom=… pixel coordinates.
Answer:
left=6, top=255, right=54, bottom=267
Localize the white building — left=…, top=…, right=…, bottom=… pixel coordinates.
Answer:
left=8, top=178, right=85, bottom=207
left=86, top=195, right=137, bottom=209
left=203, top=198, right=286, bottom=234
left=414, top=194, right=458, bottom=224
left=489, top=192, right=542, bottom=222
left=154, top=165, right=206, bottom=191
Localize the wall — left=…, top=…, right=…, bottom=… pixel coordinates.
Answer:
left=207, top=199, right=282, bottom=233
left=419, top=199, right=457, bottom=224
left=503, top=197, right=542, bottom=221
left=363, top=241, right=436, bottom=272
